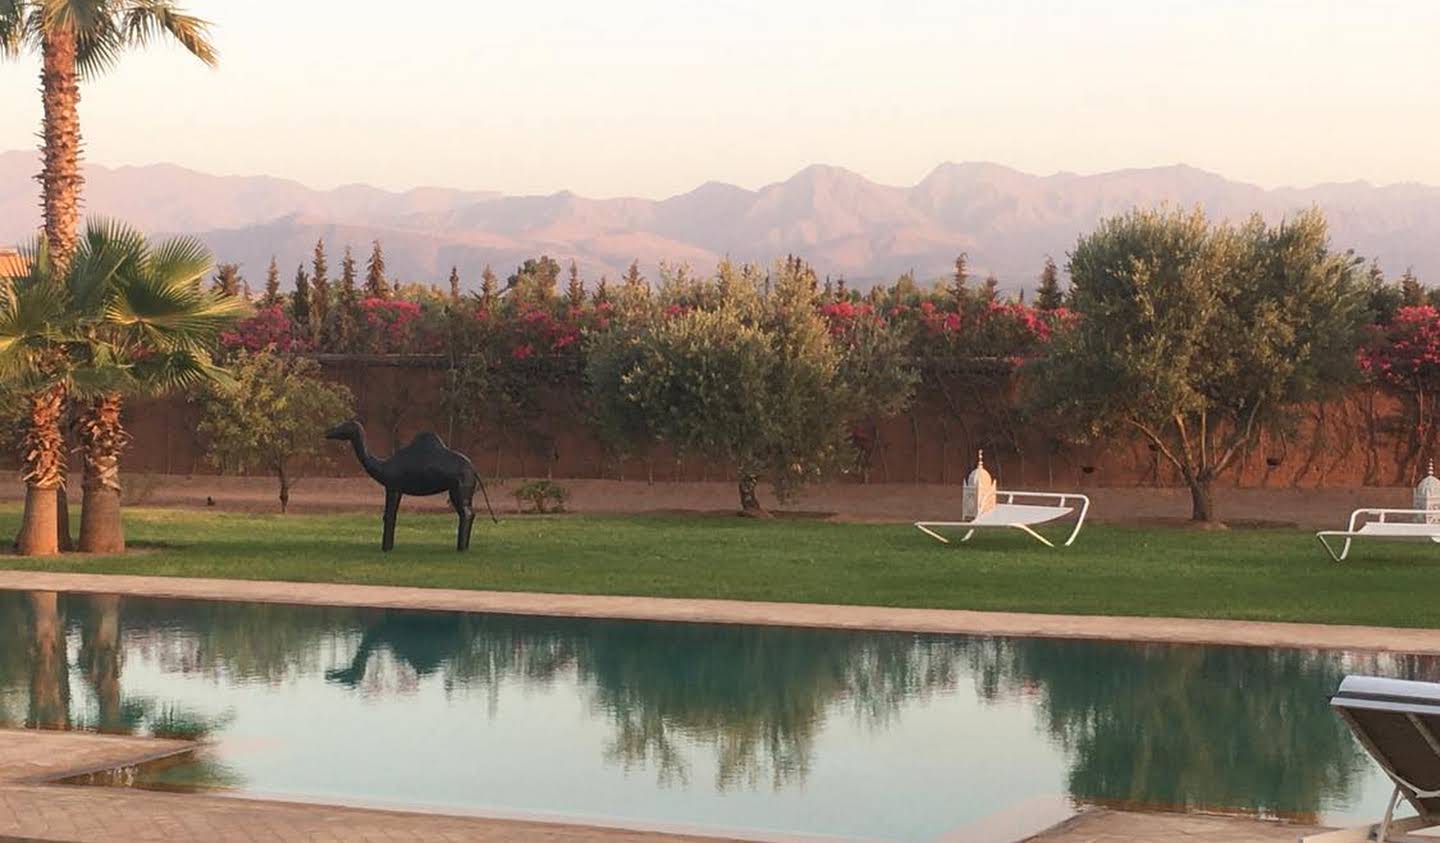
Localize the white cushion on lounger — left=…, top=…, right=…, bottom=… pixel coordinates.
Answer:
left=1354, top=522, right=1440, bottom=537
left=970, top=504, right=1073, bottom=526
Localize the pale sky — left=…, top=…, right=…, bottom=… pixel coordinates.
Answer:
left=1, top=0, right=1437, bottom=198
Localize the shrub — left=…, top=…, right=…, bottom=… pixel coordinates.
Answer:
left=512, top=479, right=569, bottom=514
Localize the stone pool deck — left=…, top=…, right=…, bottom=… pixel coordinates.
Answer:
left=0, top=730, right=1328, bottom=843
left=2, top=570, right=1439, bottom=654
left=0, top=730, right=753, bottom=842
left=1024, top=810, right=1322, bottom=842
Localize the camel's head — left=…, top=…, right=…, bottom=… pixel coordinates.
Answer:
left=325, top=419, right=362, bottom=441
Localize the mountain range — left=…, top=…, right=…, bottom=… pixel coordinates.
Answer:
left=3, top=150, right=1439, bottom=291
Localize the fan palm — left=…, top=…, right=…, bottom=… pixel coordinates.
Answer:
left=1, top=222, right=243, bottom=554
left=2, top=236, right=85, bottom=555
left=71, top=221, right=244, bottom=552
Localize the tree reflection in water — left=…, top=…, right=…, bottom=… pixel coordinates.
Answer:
left=969, top=638, right=1371, bottom=821
left=0, top=590, right=1390, bottom=817
left=27, top=591, right=70, bottom=729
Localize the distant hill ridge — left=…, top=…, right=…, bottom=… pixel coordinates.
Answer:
left=3, top=150, right=1438, bottom=291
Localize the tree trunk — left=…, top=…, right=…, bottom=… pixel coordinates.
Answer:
left=16, top=387, right=66, bottom=556
left=78, top=393, right=128, bottom=554
left=56, top=487, right=74, bottom=552
left=40, top=23, right=82, bottom=272
left=737, top=473, right=770, bottom=517
left=18, top=487, right=60, bottom=557
left=278, top=464, right=291, bottom=514
left=1189, top=476, right=1221, bottom=524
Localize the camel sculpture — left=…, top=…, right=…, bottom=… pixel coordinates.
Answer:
left=326, top=420, right=496, bottom=552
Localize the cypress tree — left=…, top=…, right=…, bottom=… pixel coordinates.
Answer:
left=1036, top=255, right=1064, bottom=310
left=311, top=239, right=331, bottom=345
left=981, top=274, right=1000, bottom=304
left=262, top=257, right=281, bottom=306
left=291, top=265, right=312, bottom=337
left=365, top=240, right=391, bottom=299
left=622, top=259, right=645, bottom=292
left=592, top=276, right=610, bottom=305
left=336, top=246, right=359, bottom=352
left=448, top=266, right=461, bottom=302
left=480, top=264, right=498, bottom=308
left=951, top=253, right=970, bottom=304
left=1401, top=268, right=1425, bottom=306
left=211, top=263, right=242, bottom=297
left=836, top=277, right=848, bottom=299
left=566, top=260, right=585, bottom=308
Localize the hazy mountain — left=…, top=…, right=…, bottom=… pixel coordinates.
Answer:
left=4, top=149, right=1439, bottom=291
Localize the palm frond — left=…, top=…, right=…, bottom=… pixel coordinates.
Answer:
left=68, top=358, right=136, bottom=399
left=122, top=0, right=215, bottom=66
left=0, top=0, right=31, bottom=57
left=68, top=218, right=146, bottom=319
left=107, top=233, right=246, bottom=349
left=130, top=348, right=230, bottom=395
left=72, top=9, right=122, bottom=78
left=145, top=234, right=212, bottom=287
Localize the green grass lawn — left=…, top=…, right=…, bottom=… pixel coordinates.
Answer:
left=1, top=504, right=1436, bottom=627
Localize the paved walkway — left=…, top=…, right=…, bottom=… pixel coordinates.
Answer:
left=0, top=730, right=1339, bottom=843
left=2, top=570, right=1439, bottom=653
left=1026, top=810, right=1323, bottom=842
left=0, top=730, right=753, bottom=842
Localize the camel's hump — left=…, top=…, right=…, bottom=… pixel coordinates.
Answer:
left=408, top=432, right=448, bottom=449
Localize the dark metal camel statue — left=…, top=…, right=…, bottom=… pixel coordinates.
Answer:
left=326, top=420, right=496, bottom=552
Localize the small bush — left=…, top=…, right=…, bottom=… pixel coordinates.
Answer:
left=513, top=480, right=569, bottom=514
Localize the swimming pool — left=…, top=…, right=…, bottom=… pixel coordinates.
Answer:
left=0, top=589, right=1421, bottom=841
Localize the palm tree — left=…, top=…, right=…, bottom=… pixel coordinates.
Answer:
left=0, top=223, right=241, bottom=554
left=71, top=223, right=243, bottom=552
left=0, top=1, right=217, bottom=271
left=1, top=1, right=217, bottom=555
left=1, top=239, right=73, bottom=555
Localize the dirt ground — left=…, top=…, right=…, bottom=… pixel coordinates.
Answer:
left=0, top=474, right=1416, bottom=529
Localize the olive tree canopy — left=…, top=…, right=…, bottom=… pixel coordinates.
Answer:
left=1030, top=207, right=1368, bottom=523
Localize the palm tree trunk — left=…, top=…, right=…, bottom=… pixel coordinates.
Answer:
left=16, top=386, right=66, bottom=556
left=36, top=24, right=82, bottom=554
left=78, top=393, right=128, bottom=553
left=40, top=22, right=82, bottom=272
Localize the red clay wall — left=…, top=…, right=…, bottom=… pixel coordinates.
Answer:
left=35, top=361, right=1430, bottom=489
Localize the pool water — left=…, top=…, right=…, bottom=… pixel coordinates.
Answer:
left=0, top=590, right=1423, bottom=842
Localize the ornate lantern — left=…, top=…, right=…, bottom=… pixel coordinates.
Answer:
left=963, top=450, right=997, bottom=521
left=1416, top=461, right=1440, bottom=525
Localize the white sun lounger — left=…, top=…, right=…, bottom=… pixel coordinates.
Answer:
left=914, top=491, right=1090, bottom=548
left=1301, top=676, right=1440, bottom=842
left=1315, top=509, right=1440, bottom=562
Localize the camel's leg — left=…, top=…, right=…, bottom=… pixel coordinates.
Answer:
left=382, top=490, right=401, bottom=552
left=450, top=485, right=476, bottom=552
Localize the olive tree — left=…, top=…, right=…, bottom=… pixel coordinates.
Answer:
left=1030, top=207, right=1367, bottom=523
left=588, top=259, right=847, bottom=514
left=196, top=351, right=353, bottom=512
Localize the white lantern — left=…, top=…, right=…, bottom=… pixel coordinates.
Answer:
left=963, top=451, right=997, bottom=521
left=1416, top=461, right=1440, bottom=525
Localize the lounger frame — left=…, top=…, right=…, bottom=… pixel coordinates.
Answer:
left=1302, top=676, right=1440, bottom=842
left=914, top=490, right=1090, bottom=548
left=1315, top=508, right=1440, bottom=562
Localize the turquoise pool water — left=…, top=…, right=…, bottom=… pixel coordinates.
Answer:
left=0, top=590, right=1421, bottom=842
